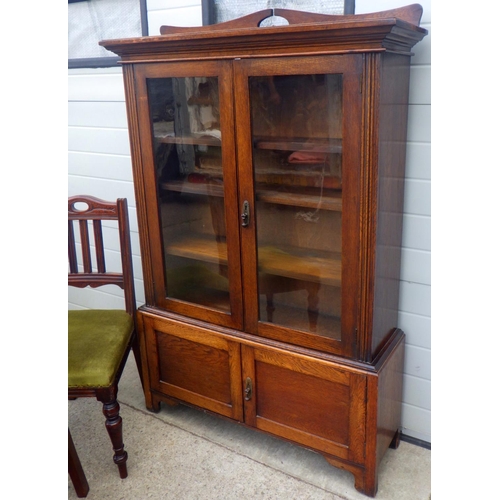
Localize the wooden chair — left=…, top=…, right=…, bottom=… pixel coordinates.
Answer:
left=68, top=195, right=141, bottom=479
left=68, top=429, right=90, bottom=498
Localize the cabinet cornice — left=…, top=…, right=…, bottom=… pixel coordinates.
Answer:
left=101, top=16, right=426, bottom=64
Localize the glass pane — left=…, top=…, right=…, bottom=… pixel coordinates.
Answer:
left=147, top=77, right=230, bottom=312
left=249, top=74, right=342, bottom=339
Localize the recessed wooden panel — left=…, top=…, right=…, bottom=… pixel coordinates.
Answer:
left=242, top=345, right=367, bottom=461
left=157, top=332, right=232, bottom=404
left=255, top=361, right=350, bottom=445
left=142, top=314, right=243, bottom=420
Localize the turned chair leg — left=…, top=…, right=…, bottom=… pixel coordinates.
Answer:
left=102, top=399, right=128, bottom=478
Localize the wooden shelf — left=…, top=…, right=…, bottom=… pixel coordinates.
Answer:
left=153, top=121, right=221, bottom=147
left=256, top=188, right=342, bottom=211
left=166, top=236, right=341, bottom=286
left=258, top=246, right=341, bottom=286
left=161, top=180, right=341, bottom=211
left=254, top=137, right=342, bottom=154
left=153, top=133, right=342, bottom=152
left=154, top=134, right=221, bottom=146
left=161, top=180, right=224, bottom=197
left=167, top=236, right=228, bottom=265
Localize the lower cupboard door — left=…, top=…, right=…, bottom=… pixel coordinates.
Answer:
left=241, top=345, right=366, bottom=464
left=143, top=315, right=244, bottom=421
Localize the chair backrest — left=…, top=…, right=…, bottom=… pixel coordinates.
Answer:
left=68, top=195, right=136, bottom=316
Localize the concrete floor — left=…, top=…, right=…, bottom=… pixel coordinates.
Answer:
left=68, top=356, right=431, bottom=500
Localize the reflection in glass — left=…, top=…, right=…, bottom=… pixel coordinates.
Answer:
left=147, top=77, right=230, bottom=312
left=249, top=74, right=343, bottom=338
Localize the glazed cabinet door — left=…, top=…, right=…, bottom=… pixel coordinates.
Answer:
left=234, top=55, right=363, bottom=357
left=133, top=61, right=243, bottom=330
left=142, top=314, right=244, bottom=421
left=241, top=345, right=366, bottom=464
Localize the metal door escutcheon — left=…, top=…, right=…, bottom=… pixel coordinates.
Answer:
left=244, top=377, right=253, bottom=400
left=241, top=200, right=250, bottom=227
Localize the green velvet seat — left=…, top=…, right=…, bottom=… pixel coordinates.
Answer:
left=68, top=310, right=134, bottom=389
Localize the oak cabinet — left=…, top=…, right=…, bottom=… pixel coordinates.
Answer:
left=102, top=5, right=427, bottom=496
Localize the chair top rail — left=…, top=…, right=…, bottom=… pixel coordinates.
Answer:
left=69, top=195, right=122, bottom=221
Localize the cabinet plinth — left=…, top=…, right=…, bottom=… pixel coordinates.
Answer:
left=101, top=6, right=426, bottom=496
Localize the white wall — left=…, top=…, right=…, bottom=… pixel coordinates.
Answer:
left=68, top=0, right=431, bottom=443
left=68, top=66, right=142, bottom=310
